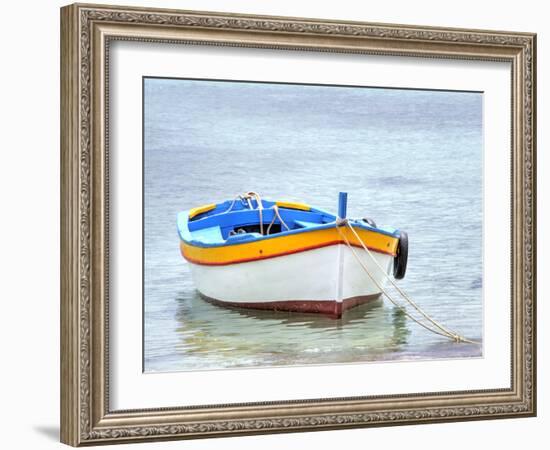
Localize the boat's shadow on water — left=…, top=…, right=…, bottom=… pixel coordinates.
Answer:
left=171, top=290, right=411, bottom=369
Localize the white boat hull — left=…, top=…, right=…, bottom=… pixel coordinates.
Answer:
left=187, top=244, right=394, bottom=317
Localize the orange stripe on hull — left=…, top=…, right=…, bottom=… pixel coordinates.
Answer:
left=183, top=239, right=393, bottom=266
left=181, top=226, right=398, bottom=266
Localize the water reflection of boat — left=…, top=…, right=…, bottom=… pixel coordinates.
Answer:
left=173, top=291, right=411, bottom=370
left=177, top=192, right=408, bottom=318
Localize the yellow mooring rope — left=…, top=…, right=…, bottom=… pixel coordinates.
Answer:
left=336, top=219, right=480, bottom=345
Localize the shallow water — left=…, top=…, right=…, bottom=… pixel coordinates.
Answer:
left=143, top=78, right=483, bottom=372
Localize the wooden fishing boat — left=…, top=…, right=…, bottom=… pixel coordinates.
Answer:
left=178, top=192, right=408, bottom=318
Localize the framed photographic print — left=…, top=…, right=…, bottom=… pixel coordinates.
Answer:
left=60, top=3, right=537, bottom=446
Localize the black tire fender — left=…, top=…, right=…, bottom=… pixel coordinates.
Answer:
left=393, top=230, right=408, bottom=280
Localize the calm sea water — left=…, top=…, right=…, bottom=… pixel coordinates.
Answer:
left=143, top=78, right=483, bottom=372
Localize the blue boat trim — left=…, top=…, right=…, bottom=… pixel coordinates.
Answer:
left=177, top=198, right=400, bottom=249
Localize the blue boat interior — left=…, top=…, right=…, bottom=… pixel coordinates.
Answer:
left=177, top=198, right=397, bottom=247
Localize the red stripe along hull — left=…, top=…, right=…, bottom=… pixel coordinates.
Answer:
left=200, top=293, right=381, bottom=319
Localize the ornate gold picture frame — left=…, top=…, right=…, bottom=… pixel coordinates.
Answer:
left=60, top=3, right=536, bottom=446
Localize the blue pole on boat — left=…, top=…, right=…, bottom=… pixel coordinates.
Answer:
left=338, top=192, right=348, bottom=219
